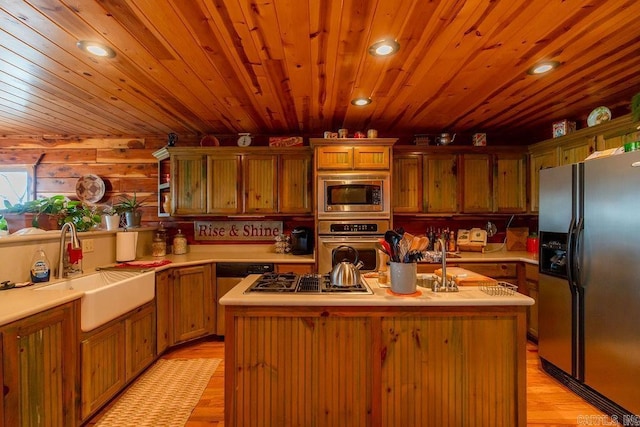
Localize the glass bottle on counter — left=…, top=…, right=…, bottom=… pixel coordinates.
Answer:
left=173, top=229, right=187, bottom=255
left=152, top=232, right=166, bottom=257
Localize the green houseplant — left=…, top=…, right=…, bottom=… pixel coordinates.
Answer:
left=114, top=193, right=145, bottom=228
left=1, top=195, right=101, bottom=231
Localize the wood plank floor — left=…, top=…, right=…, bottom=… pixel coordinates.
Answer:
left=88, top=338, right=606, bottom=426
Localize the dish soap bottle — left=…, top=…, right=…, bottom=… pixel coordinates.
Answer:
left=30, top=248, right=51, bottom=283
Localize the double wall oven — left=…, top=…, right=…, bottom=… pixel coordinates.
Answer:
left=315, top=169, right=392, bottom=274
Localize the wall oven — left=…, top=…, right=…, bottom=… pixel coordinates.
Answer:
left=317, top=172, right=390, bottom=219
left=317, top=219, right=390, bottom=274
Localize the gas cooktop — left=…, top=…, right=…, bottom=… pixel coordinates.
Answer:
left=244, top=273, right=373, bottom=294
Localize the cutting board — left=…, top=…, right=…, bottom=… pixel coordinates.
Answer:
left=433, top=267, right=497, bottom=286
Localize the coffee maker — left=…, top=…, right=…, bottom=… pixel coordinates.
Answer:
left=291, top=226, right=314, bottom=255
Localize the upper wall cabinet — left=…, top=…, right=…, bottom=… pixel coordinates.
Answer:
left=393, top=146, right=527, bottom=215
left=310, top=138, right=397, bottom=170
left=154, top=147, right=312, bottom=216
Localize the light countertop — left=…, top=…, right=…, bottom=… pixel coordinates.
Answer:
left=220, top=274, right=534, bottom=307
left=0, top=244, right=535, bottom=327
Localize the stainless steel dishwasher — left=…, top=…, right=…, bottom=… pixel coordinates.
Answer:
left=215, top=263, right=274, bottom=335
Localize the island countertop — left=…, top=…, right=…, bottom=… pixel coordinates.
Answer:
left=219, top=274, right=534, bottom=307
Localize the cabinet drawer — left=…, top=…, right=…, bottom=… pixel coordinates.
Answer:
left=458, top=263, right=517, bottom=279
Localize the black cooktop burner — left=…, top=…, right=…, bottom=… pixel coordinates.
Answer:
left=245, top=273, right=372, bottom=294
left=247, top=272, right=299, bottom=292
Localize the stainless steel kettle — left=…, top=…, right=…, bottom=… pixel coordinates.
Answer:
left=436, top=133, right=456, bottom=145
left=330, top=245, right=364, bottom=287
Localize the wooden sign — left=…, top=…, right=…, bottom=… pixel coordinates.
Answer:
left=194, top=221, right=283, bottom=241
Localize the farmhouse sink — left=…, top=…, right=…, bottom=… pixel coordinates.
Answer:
left=36, top=270, right=155, bottom=332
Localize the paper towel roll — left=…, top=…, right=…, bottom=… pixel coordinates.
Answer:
left=116, top=231, right=138, bottom=262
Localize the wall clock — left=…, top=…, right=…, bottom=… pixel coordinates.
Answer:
left=237, top=133, right=252, bottom=147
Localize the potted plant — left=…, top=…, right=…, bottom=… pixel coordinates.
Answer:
left=100, top=203, right=121, bottom=230
left=1, top=195, right=101, bottom=231
left=114, top=193, right=145, bottom=228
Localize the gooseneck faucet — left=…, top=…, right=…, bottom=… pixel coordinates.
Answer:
left=433, top=238, right=458, bottom=292
left=57, top=222, right=82, bottom=279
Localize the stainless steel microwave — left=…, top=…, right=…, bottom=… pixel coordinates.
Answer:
left=317, top=172, right=390, bottom=219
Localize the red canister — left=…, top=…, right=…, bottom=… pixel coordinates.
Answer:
left=526, top=236, right=539, bottom=254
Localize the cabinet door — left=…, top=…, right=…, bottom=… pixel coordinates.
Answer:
left=393, top=155, right=422, bottom=213
left=125, top=303, right=155, bottom=381
left=494, top=153, right=526, bottom=212
left=173, top=154, right=207, bottom=215
left=173, top=264, right=215, bottom=344
left=207, top=155, right=241, bottom=214
left=525, top=263, right=539, bottom=339
left=560, top=137, right=595, bottom=165
left=424, top=154, right=458, bottom=212
left=353, top=146, right=390, bottom=169
left=279, top=154, right=312, bottom=213
left=2, top=302, right=77, bottom=427
left=529, top=148, right=558, bottom=212
left=462, top=154, right=492, bottom=212
left=316, top=146, right=354, bottom=169
left=243, top=155, right=277, bottom=213
left=80, top=322, right=126, bottom=420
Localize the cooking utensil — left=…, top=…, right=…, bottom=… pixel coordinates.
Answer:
left=330, top=245, right=364, bottom=287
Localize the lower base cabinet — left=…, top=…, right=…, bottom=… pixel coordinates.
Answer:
left=1, top=301, right=79, bottom=427
left=80, top=302, right=155, bottom=422
left=156, top=264, right=215, bottom=349
left=525, top=263, right=539, bottom=339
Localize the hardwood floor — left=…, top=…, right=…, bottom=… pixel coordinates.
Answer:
left=88, top=338, right=605, bottom=426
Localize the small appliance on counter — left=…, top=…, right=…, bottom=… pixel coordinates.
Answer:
left=290, top=226, right=313, bottom=255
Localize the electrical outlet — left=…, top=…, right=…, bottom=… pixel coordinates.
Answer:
left=82, top=239, right=95, bottom=253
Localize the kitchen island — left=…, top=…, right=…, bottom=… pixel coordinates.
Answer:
left=221, top=276, right=534, bottom=427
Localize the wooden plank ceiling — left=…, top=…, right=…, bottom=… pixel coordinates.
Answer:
left=0, top=0, right=639, bottom=144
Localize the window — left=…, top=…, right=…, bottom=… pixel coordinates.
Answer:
left=0, top=165, right=34, bottom=207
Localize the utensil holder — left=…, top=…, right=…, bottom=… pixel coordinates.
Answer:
left=389, top=262, right=417, bottom=294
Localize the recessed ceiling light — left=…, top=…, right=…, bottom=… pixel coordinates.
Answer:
left=527, top=60, right=560, bottom=75
left=351, top=97, right=372, bottom=106
left=77, top=40, right=116, bottom=58
left=368, top=40, right=400, bottom=57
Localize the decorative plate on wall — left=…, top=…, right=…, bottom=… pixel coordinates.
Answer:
left=75, top=174, right=105, bottom=204
left=587, top=106, right=611, bottom=126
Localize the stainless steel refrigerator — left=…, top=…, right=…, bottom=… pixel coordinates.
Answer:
left=538, top=149, right=640, bottom=418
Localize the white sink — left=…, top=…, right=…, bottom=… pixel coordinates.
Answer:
left=36, top=270, right=155, bottom=332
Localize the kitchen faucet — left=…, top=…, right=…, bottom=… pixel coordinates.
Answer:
left=433, top=238, right=458, bottom=292
left=57, top=222, right=82, bottom=279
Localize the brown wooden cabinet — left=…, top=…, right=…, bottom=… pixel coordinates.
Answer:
left=425, top=154, right=459, bottom=213
left=80, top=320, right=125, bottom=420
left=393, top=147, right=526, bottom=214
left=461, top=153, right=492, bottom=212
left=173, top=153, right=208, bottom=215
left=156, top=264, right=216, bottom=346
left=392, top=152, right=458, bottom=213
left=207, top=154, right=241, bottom=214
left=172, top=264, right=215, bottom=344
left=315, top=145, right=390, bottom=170
left=525, top=263, right=539, bottom=339
left=156, top=148, right=311, bottom=216
left=311, top=138, right=397, bottom=171
left=528, top=147, right=558, bottom=212
left=79, top=302, right=155, bottom=422
left=1, top=301, right=78, bottom=427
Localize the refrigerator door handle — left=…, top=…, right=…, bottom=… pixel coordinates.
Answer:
left=567, top=217, right=576, bottom=287
left=572, top=217, right=584, bottom=288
